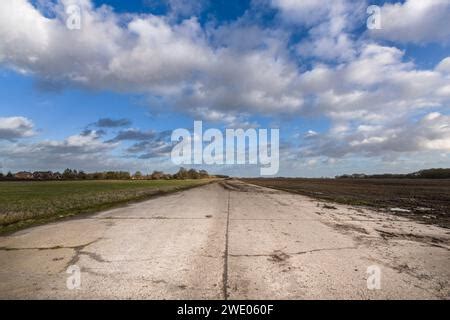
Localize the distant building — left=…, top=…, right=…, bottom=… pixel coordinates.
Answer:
left=53, top=172, right=63, bottom=180
left=14, top=171, right=33, bottom=180
left=151, top=171, right=165, bottom=180
left=33, top=171, right=54, bottom=180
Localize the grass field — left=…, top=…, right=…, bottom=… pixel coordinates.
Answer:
left=243, top=178, right=450, bottom=228
left=0, top=179, right=212, bottom=234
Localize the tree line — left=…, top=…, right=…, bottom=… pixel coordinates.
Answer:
left=0, top=167, right=220, bottom=181
left=335, top=168, right=450, bottom=179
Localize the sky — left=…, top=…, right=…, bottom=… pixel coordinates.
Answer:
left=0, top=0, right=449, bottom=177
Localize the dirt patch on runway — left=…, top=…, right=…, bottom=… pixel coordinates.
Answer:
left=220, top=179, right=284, bottom=194
left=268, top=251, right=290, bottom=263
left=376, top=229, right=449, bottom=248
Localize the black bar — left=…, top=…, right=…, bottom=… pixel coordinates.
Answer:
left=0, top=300, right=447, bottom=319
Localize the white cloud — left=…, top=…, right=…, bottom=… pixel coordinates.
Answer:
left=272, top=0, right=367, bottom=62
left=299, top=112, right=450, bottom=159
left=0, top=117, right=35, bottom=140
left=3, top=1, right=446, bottom=124
left=436, top=57, right=450, bottom=74
left=369, top=0, right=450, bottom=43
left=0, top=130, right=119, bottom=171
left=29, top=130, right=115, bottom=155
left=417, top=112, right=450, bottom=150
left=305, top=130, right=318, bottom=138
left=0, top=0, right=304, bottom=117
left=271, top=0, right=363, bottom=27
left=300, top=45, right=450, bottom=124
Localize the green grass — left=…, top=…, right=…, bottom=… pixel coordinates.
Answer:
left=0, top=179, right=212, bottom=234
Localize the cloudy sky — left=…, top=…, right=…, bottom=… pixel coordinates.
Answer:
left=0, top=0, right=449, bottom=177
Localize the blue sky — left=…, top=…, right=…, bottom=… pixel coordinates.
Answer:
left=0, top=0, right=450, bottom=177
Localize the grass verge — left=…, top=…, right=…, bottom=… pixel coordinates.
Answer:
left=0, top=179, right=215, bottom=235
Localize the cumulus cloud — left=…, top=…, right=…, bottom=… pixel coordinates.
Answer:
left=369, top=0, right=450, bottom=44
left=272, top=0, right=367, bottom=62
left=290, top=45, right=450, bottom=160
left=300, top=112, right=450, bottom=159
left=0, top=0, right=304, bottom=117
left=0, top=124, right=176, bottom=172
left=5, top=0, right=447, bottom=124
left=436, top=57, right=450, bottom=74
left=35, top=130, right=114, bottom=154
left=299, top=45, right=450, bottom=123
left=271, top=0, right=363, bottom=27
left=0, top=130, right=119, bottom=171
left=0, top=0, right=208, bottom=91
left=0, top=117, right=35, bottom=140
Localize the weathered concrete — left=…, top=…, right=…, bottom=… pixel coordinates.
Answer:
left=0, top=181, right=448, bottom=299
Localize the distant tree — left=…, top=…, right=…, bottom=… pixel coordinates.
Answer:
left=215, top=175, right=230, bottom=179
left=105, top=171, right=130, bottom=180
left=335, top=168, right=450, bottom=180
left=105, top=171, right=116, bottom=180
left=53, top=172, right=63, bottom=180
left=151, top=171, right=164, bottom=180
left=414, top=168, right=450, bottom=179
left=174, top=167, right=188, bottom=180
left=0, top=168, right=216, bottom=181
left=119, top=171, right=131, bottom=180
left=77, top=171, right=87, bottom=180
left=91, top=172, right=106, bottom=180
left=199, top=170, right=209, bottom=179
left=98, top=172, right=106, bottom=180
left=63, top=169, right=75, bottom=180
left=187, top=169, right=200, bottom=179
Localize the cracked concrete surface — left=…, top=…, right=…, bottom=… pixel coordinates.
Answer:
left=0, top=181, right=449, bottom=299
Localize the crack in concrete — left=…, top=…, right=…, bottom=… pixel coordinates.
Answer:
left=88, top=254, right=220, bottom=263
left=89, top=217, right=224, bottom=220
left=229, top=246, right=358, bottom=258
left=0, top=239, right=99, bottom=252
left=0, top=239, right=104, bottom=272
left=222, top=190, right=231, bottom=300
left=65, top=239, right=103, bottom=267
left=78, top=251, right=109, bottom=263
left=229, top=218, right=407, bottom=222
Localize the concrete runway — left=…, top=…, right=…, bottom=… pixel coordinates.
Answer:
left=0, top=180, right=449, bottom=299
